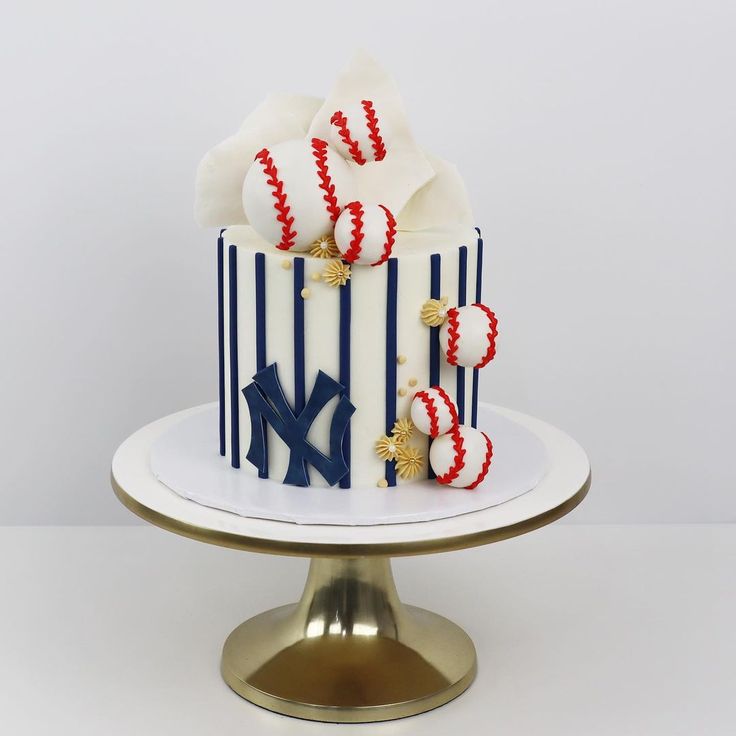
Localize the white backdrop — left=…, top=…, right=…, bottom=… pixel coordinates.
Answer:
left=1, top=0, right=733, bottom=524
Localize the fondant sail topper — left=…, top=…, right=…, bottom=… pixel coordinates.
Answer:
left=194, top=51, right=474, bottom=235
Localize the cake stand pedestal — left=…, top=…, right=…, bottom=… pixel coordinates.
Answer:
left=111, top=404, right=590, bottom=723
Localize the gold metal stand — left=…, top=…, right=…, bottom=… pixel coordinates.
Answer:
left=111, top=404, right=591, bottom=723
left=221, top=556, right=476, bottom=723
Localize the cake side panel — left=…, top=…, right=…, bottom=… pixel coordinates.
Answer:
left=348, top=264, right=389, bottom=487
left=302, top=256, right=341, bottom=487
left=392, top=252, right=432, bottom=484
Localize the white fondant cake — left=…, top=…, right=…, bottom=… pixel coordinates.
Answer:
left=197, top=53, right=499, bottom=492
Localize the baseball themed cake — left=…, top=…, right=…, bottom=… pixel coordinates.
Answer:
left=194, top=52, right=499, bottom=493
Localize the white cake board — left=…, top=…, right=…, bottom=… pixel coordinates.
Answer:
left=150, top=403, right=548, bottom=526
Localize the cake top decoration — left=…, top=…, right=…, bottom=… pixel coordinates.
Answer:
left=195, top=51, right=473, bottom=243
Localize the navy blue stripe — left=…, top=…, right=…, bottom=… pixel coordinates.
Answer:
left=385, top=259, right=398, bottom=486
left=217, top=232, right=225, bottom=456
left=471, top=233, right=484, bottom=428
left=293, top=258, right=306, bottom=414
left=339, top=271, right=352, bottom=488
left=228, top=245, right=240, bottom=468
left=457, top=246, right=468, bottom=424
left=255, top=252, right=268, bottom=478
left=428, top=254, right=441, bottom=479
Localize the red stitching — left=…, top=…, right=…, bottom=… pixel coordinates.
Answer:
left=445, top=308, right=461, bottom=366
left=436, top=427, right=466, bottom=485
left=370, top=205, right=396, bottom=267
left=343, top=201, right=364, bottom=263
left=472, top=304, right=499, bottom=368
left=415, top=390, right=440, bottom=437
left=329, top=111, right=366, bottom=165
left=311, top=138, right=341, bottom=222
left=254, top=148, right=297, bottom=251
left=466, top=432, right=493, bottom=489
left=432, top=386, right=459, bottom=430
left=362, top=100, right=386, bottom=161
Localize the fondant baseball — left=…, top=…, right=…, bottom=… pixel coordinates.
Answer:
left=429, top=426, right=493, bottom=489
left=411, top=387, right=459, bottom=438
left=329, top=100, right=390, bottom=165
left=242, top=138, right=355, bottom=251
left=334, top=201, right=396, bottom=266
left=440, top=304, right=499, bottom=368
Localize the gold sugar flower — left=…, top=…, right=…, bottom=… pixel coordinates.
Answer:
left=375, top=435, right=401, bottom=461
left=323, top=260, right=351, bottom=287
left=395, top=446, right=424, bottom=480
left=310, top=235, right=340, bottom=259
left=421, top=297, right=449, bottom=327
left=391, top=418, right=414, bottom=444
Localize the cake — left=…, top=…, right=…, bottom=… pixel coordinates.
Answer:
left=195, top=53, right=498, bottom=491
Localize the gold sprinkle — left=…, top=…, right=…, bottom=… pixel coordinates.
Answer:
left=421, top=298, right=448, bottom=327
left=398, top=388, right=407, bottom=397
left=408, top=377, right=418, bottom=387
left=377, top=479, right=388, bottom=488
left=281, top=259, right=292, bottom=270
left=300, top=287, right=311, bottom=299
left=395, top=446, right=424, bottom=480
left=397, top=355, right=407, bottom=365
left=311, top=272, right=322, bottom=282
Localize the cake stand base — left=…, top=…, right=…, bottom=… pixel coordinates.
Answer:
left=221, top=556, right=476, bottom=723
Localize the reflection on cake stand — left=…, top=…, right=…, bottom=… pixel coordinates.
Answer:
left=111, top=403, right=590, bottom=723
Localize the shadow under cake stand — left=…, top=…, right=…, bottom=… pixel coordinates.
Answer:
left=111, top=404, right=590, bottom=723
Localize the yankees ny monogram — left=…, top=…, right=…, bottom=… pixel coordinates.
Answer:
left=242, top=363, right=355, bottom=487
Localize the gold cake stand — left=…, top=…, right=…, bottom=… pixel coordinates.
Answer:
left=111, top=404, right=590, bottom=723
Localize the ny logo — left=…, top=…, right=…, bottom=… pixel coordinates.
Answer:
left=242, top=363, right=355, bottom=487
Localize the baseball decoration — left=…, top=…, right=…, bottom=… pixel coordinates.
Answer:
left=334, top=201, right=396, bottom=266
left=242, top=138, right=356, bottom=252
left=329, top=100, right=390, bottom=165
left=440, top=304, right=499, bottom=368
left=411, top=387, right=459, bottom=438
left=429, top=426, right=493, bottom=489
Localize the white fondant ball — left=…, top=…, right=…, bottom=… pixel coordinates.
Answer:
left=429, top=426, right=493, bottom=489
left=439, top=304, right=499, bottom=368
left=410, top=387, right=459, bottom=438
left=242, top=138, right=355, bottom=252
left=329, top=100, right=391, bottom=165
left=334, top=201, right=396, bottom=266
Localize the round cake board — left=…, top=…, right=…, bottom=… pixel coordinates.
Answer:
left=150, top=403, right=548, bottom=526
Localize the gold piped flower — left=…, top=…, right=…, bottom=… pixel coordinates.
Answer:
left=375, top=435, right=401, bottom=461
left=391, top=418, right=414, bottom=444
left=395, top=446, right=424, bottom=480
left=310, top=235, right=339, bottom=259
left=323, top=260, right=351, bottom=287
left=421, top=297, right=449, bottom=327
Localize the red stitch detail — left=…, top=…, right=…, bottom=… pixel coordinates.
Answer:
left=311, top=138, right=341, bottom=222
left=445, top=308, right=461, bottom=366
left=432, top=386, right=459, bottom=430
left=415, top=390, right=440, bottom=437
left=436, top=427, right=466, bottom=485
left=362, top=100, right=386, bottom=162
left=343, top=201, right=364, bottom=263
left=370, top=205, right=396, bottom=267
left=253, top=148, right=297, bottom=251
left=466, top=432, right=493, bottom=489
left=472, top=304, right=499, bottom=368
left=329, top=111, right=366, bottom=165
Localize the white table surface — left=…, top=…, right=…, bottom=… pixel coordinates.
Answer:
left=1, top=524, right=734, bottom=735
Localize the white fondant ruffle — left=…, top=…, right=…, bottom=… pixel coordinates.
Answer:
left=194, top=53, right=474, bottom=234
